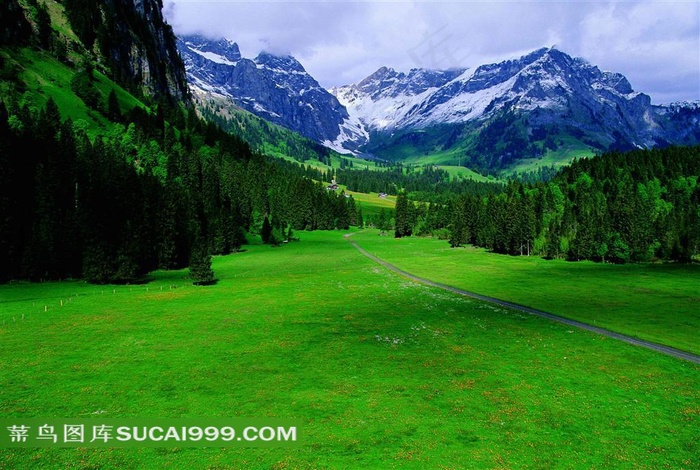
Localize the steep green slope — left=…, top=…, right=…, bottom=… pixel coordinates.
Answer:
left=194, top=90, right=381, bottom=171
left=3, top=46, right=146, bottom=136
left=365, top=115, right=599, bottom=177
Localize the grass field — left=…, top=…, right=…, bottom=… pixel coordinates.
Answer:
left=401, top=147, right=467, bottom=166
left=10, top=48, right=147, bottom=138
left=344, top=189, right=396, bottom=220
left=351, top=230, right=700, bottom=356
left=1, top=230, right=698, bottom=468
left=437, top=165, right=498, bottom=183
left=507, top=136, right=596, bottom=175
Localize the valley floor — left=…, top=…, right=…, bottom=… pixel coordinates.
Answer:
left=350, top=230, right=700, bottom=356
left=346, top=233, right=700, bottom=364
left=0, top=231, right=698, bottom=469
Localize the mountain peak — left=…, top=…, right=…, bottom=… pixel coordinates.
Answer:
left=331, top=46, right=682, bottom=155
left=356, top=66, right=400, bottom=93
left=254, top=52, right=306, bottom=73
left=180, top=34, right=241, bottom=64
left=178, top=40, right=697, bottom=161
left=177, top=34, right=348, bottom=145
left=525, top=46, right=553, bottom=60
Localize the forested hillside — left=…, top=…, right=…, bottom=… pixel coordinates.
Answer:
left=196, top=92, right=338, bottom=166
left=0, top=94, right=366, bottom=284
left=0, top=0, right=360, bottom=284
left=439, top=146, right=700, bottom=262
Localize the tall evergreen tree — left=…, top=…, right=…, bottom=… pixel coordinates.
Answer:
left=189, top=238, right=215, bottom=285
left=107, top=89, right=121, bottom=121
left=448, top=197, right=467, bottom=248
left=376, top=207, right=388, bottom=232
left=394, top=192, right=412, bottom=238
left=261, top=214, right=272, bottom=244
left=35, top=2, right=52, bottom=49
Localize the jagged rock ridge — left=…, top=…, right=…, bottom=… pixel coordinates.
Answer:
left=333, top=47, right=698, bottom=153
left=177, top=37, right=700, bottom=162
left=177, top=34, right=349, bottom=145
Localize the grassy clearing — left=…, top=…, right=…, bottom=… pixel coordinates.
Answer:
left=332, top=154, right=380, bottom=171
left=0, top=231, right=698, bottom=469
left=12, top=48, right=146, bottom=136
left=437, top=165, right=499, bottom=183
left=507, top=136, right=596, bottom=174
left=16, top=49, right=105, bottom=129
left=352, top=230, right=700, bottom=355
left=344, top=189, right=395, bottom=220
left=324, top=185, right=396, bottom=220
left=402, top=147, right=466, bottom=166
left=271, top=152, right=379, bottom=174
left=43, top=0, right=80, bottom=46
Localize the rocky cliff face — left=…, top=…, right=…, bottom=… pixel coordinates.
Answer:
left=177, top=34, right=347, bottom=144
left=63, top=0, right=189, bottom=102
left=105, top=0, right=189, bottom=102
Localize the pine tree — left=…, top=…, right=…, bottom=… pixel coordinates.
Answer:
left=377, top=207, right=388, bottom=232
left=35, top=2, right=52, bottom=50
left=157, top=183, right=179, bottom=269
left=335, top=193, right=350, bottom=230
left=448, top=197, right=466, bottom=248
left=189, top=239, right=215, bottom=285
left=394, top=191, right=412, bottom=238
left=107, top=89, right=121, bottom=122
left=261, top=214, right=272, bottom=244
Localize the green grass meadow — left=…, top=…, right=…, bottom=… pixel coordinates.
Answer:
left=351, top=231, right=700, bottom=356
left=438, top=165, right=497, bottom=183
left=507, top=136, right=597, bottom=175
left=344, top=189, right=396, bottom=220
left=1, top=231, right=699, bottom=468
left=13, top=48, right=145, bottom=136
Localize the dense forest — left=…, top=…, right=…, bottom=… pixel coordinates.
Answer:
left=0, top=96, right=363, bottom=284
left=395, top=146, right=700, bottom=263
left=336, top=165, right=501, bottom=201
left=0, top=0, right=368, bottom=284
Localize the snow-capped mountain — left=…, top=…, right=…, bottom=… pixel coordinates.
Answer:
left=178, top=37, right=699, bottom=166
left=329, top=67, right=465, bottom=150
left=177, top=35, right=349, bottom=146
left=332, top=47, right=697, bottom=154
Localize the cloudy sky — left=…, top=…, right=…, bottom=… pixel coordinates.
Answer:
left=164, top=1, right=700, bottom=104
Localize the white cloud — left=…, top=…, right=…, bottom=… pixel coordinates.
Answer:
left=165, top=1, right=700, bottom=103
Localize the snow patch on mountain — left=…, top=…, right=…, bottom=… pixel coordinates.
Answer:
left=177, top=34, right=348, bottom=144
left=179, top=38, right=698, bottom=158
left=328, top=114, right=369, bottom=154
left=333, top=83, right=438, bottom=130
left=189, top=48, right=239, bottom=66
left=330, top=47, right=693, bottom=153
